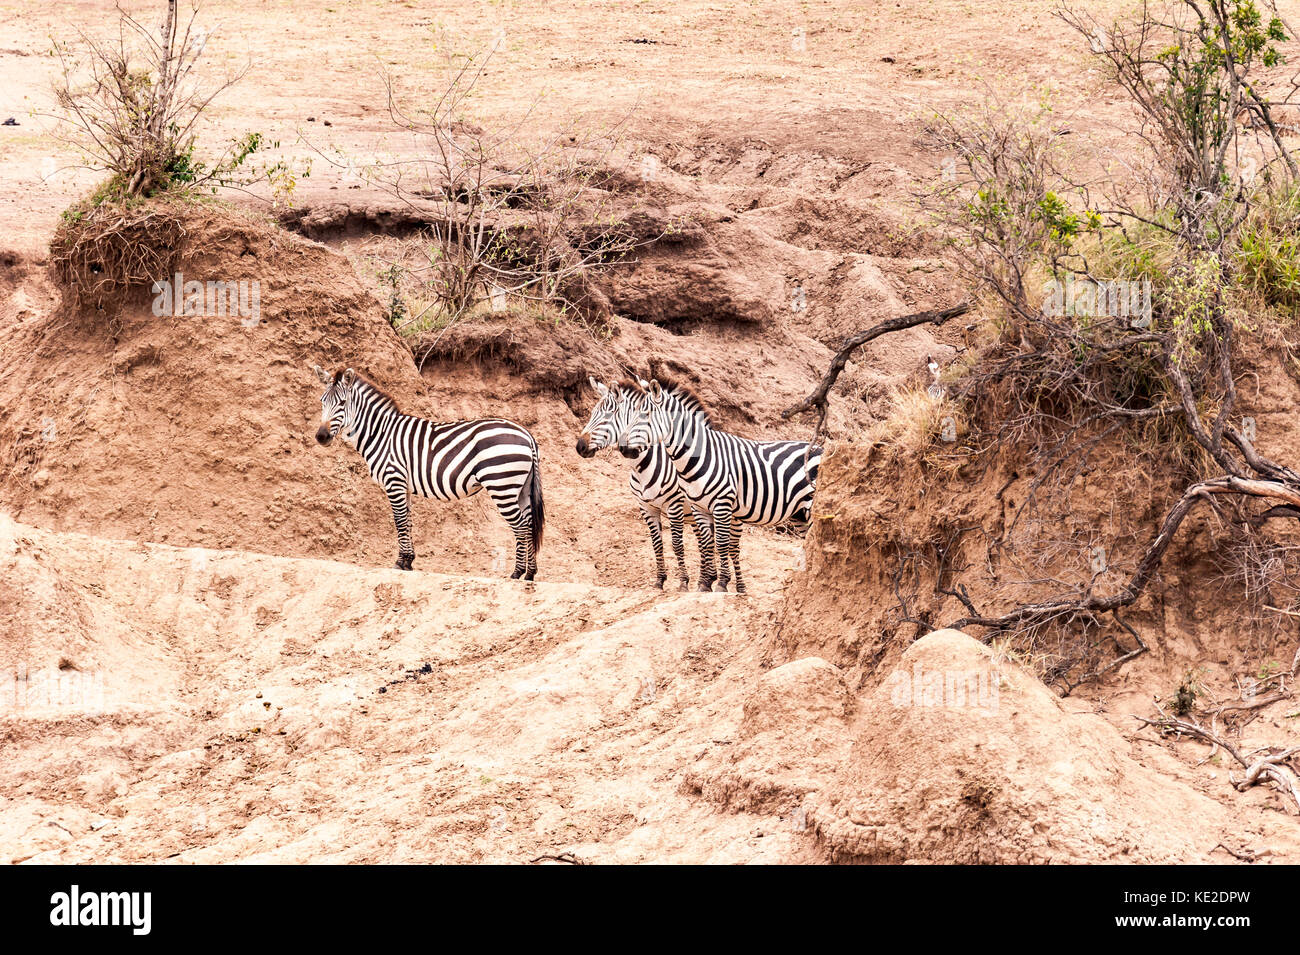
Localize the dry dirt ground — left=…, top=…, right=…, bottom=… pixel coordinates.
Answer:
left=1, top=1, right=1298, bottom=863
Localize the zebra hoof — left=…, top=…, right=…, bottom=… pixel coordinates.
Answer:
left=678, top=579, right=691, bottom=592
left=696, top=580, right=714, bottom=593
left=394, top=556, right=414, bottom=571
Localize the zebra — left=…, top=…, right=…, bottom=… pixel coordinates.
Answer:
left=614, top=377, right=821, bottom=594
left=577, top=377, right=717, bottom=591
left=313, top=366, right=544, bottom=579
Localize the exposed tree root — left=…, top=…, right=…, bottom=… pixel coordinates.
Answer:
left=1211, top=842, right=1260, bottom=862
left=946, top=477, right=1300, bottom=634
left=1136, top=715, right=1300, bottom=814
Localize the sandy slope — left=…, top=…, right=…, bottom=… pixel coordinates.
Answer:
left=6, top=515, right=1297, bottom=864
left=0, top=515, right=813, bottom=864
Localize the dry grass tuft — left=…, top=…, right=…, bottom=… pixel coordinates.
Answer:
left=866, top=386, right=965, bottom=460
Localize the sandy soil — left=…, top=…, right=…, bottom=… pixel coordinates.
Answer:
left=1, top=0, right=1298, bottom=864
left=0, top=0, right=1140, bottom=250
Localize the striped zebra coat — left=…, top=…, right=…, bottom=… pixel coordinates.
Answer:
left=314, top=367, right=544, bottom=579
left=576, top=378, right=716, bottom=591
left=615, top=377, right=820, bottom=594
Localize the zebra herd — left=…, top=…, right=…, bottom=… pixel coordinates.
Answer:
left=313, top=366, right=822, bottom=592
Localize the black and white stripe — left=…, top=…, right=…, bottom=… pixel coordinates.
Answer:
left=616, top=378, right=819, bottom=594
left=315, top=366, right=544, bottom=579
left=577, top=378, right=716, bottom=591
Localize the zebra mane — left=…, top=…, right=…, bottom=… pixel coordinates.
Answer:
left=336, top=368, right=401, bottom=413
left=653, top=375, right=714, bottom=426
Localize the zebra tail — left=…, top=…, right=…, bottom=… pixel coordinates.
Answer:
left=528, top=446, right=545, bottom=555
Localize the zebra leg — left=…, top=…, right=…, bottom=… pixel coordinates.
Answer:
left=692, top=507, right=717, bottom=592
left=485, top=484, right=532, bottom=580
left=731, top=523, right=746, bottom=595
left=510, top=532, right=531, bottom=580
left=666, top=499, right=690, bottom=591
left=711, top=502, right=735, bottom=592
left=509, top=516, right=538, bottom=581
left=387, top=481, right=415, bottom=571
left=639, top=503, right=668, bottom=589
left=524, top=532, right=538, bottom=581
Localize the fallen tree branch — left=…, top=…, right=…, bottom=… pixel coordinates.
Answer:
left=1206, top=691, right=1292, bottom=717
left=1211, top=842, right=1260, bottom=862
left=1135, top=715, right=1300, bottom=813
left=782, top=301, right=972, bottom=436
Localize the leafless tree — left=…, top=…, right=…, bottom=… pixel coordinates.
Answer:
left=353, top=45, right=660, bottom=338
left=51, top=1, right=264, bottom=200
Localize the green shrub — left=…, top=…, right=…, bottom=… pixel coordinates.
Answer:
left=1235, top=183, right=1300, bottom=314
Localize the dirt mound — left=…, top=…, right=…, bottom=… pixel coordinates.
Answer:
left=779, top=413, right=1300, bottom=705
left=808, top=629, right=1241, bottom=863
left=683, top=627, right=1299, bottom=862
left=683, top=656, right=853, bottom=818
left=775, top=445, right=1001, bottom=686
left=1, top=204, right=429, bottom=568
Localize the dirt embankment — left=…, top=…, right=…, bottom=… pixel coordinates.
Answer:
left=0, top=131, right=962, bottom=587
left=1, top=173, right=1297, bottom=862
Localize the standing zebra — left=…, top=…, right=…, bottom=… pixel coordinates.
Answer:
left=577, top=377, right=716, bottom=591
left=615, top=377, right=820, bottom=594
left=313, top=366, right=544, bottom=579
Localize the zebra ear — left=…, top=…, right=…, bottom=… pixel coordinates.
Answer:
left=312, top=364, right=331, bottom=385
left=589, top=376, right=608, bottom=397
left=342, top=368, right=356, bottom=387
left=647, top=379, right=663, bottom=400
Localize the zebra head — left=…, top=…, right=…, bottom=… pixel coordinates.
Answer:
left=578, top=377, right=647, bottom=459
left=576, top=377, right=618, bottom=458
left=615, top=378, right=679, bottom=455
left=617, top=378, right=713, bottom=456
left=315, top=366, right=356, bottom=446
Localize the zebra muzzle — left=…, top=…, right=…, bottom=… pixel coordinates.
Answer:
left=575, top=435, right=596, bottom=458
left=315, top=424, right=334, bottom=446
